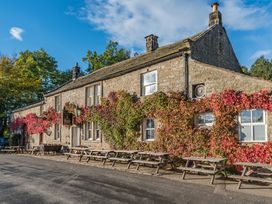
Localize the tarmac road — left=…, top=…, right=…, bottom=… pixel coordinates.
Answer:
left=0, top=154, right=271, bottom=204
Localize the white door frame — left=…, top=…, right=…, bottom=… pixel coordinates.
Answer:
left=70, top=126, right=81, bottom=147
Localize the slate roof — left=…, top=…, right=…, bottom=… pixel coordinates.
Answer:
left=45, top=25, right=218, bottom=97
left=12, top=101, right=44, bottom=113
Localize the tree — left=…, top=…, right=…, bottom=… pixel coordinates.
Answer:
left=250, top=56, right=272, bottom=80
left=0, top=49, right=73, bottom=136
left=82, top=41, right=130, bottom=73
left=241, top=66, right=250, bottom=75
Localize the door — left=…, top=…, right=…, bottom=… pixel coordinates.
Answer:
left=71, top=127, right=80, bottom=147
left=39, top=133, right=43, bottom=145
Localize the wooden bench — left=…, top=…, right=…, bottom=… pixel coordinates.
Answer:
left=1, top=146, right=24, bottom=154
left=178, top=157, right=227, bottom=184
left=1, top=149, right=16, bottom=153
left=82, top=150, right=114, bottom=165
left=128, top=151, right=170, bottom=174
left=64, top=147, right=90, bottom=161
left=108, top=150, right=138, bottom=167
left=230, top=162, right=272, bottom=189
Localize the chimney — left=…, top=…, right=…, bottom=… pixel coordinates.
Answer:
left=209, top=2, right=222, bottom=27
left=72, top=62, right=80, bottom=80
left=145, top=34, right=159, bottom=52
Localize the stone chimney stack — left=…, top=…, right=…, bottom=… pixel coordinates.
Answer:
left=72, top=62, right=80, bottom=81
left=145, top=34, right=159, bottom=52
left=209, top=2, right=222, bottom=27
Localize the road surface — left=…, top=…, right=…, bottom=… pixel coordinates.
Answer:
left=0, top=154, right=271, bottom=204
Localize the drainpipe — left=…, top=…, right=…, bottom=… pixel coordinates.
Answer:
left=182, top=38, right=192, bottom=100
left=183, top=52, right=189, bottom=100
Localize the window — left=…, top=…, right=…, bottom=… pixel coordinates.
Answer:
left=85, top=121, right=101, bottom=141
left=85, top=122, right=93, bottom=140
left=55, top=95, right=61, bottom=112
left=141, top=70, right=157, bottom=96
left=239, top=109, right=267, bottom=142
left=195, top=112, right=215, bottom=127
left=94, top=122, right=101, bottom=140
left=86, top=86, right=93, bottom=107
left=86, top=84, right=101, bottom=106
left=54, top=124, right=61, bottom=140
left=94, top=84, right=101, bottom=105
left=144, top=119, right=155, bottom=141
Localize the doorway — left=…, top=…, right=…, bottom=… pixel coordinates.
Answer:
left=71, top=126, right=81, bottom=147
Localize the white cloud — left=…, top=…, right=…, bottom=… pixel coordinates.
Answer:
left=81, top=0, right=271, bottom=49
left=250, top=50, right=272, bottom=60
left=221, top=0, right=271, bottom=30
left=9, top=27, right=24, bottom=41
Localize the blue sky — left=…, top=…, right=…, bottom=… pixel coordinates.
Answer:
left=1, top=0, right=272, bottom=71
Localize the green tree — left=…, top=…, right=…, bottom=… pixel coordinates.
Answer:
left=241, top=66, right=250, bottom=75
left=251, top=56, right=272, bottom=80
left=0, top=49, right=73, bottom=136
left=82, top=41, right=130, bottom=73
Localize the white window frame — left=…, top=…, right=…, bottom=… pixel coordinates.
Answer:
left=94, top=84, right=101, bottom=105
left=239, top=109, right=267, bottom=142
left=141, top=70, right=157, bottom=96
left=85, top=122, right=93, bottom=140
left=94, top=122, right=101, bottom=141
left=86, top=86, right=94, bottom=107
left=54, top=123, right=61, bottom=140
left=55, top=95, right=61, bottom=112
left=143, top=118, right=156, bottom=141
left=195, top=112, right=215, bottom=127
left=86, top=84, right=101, bottom=106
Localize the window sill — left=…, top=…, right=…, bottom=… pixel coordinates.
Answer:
left=144, top=139, right=155, bottom=142
left=239, top=140, right=268, bottom=143
left=84, top=139, right=101, bottom=143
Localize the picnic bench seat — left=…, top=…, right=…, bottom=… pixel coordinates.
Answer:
left=231, top=162, right=272, bottom=189
left=64, top=147, right=90, bottom=161
left=177, top=166, right=219, bottom=175
left=108, top=150, right=138, bottom=167
left=82, top=150, right=114, bottom=165
left=179, top=157, right=227, bottom=184
left=229, top=175, right=272, bottom=183
left=130, top=160, right=161, bottom=166
left=1, top=149, right=16, bottom=153
left=128, top=152, right=170, bottom=174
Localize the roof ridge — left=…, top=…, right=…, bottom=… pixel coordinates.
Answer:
left=45, top=25, right=218, bottom=96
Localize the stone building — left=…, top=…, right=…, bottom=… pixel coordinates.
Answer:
left=12, top=3, right=272, bottom=148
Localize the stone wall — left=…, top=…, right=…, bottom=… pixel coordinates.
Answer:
left=13, top=104, right=42, bottom=147
left=12, top=55, right=272, bottom=148
left=103, top=57, right=184, bottom=96
left=189, top=59, right=272, bottom=141
left=191, top=25, right=241, bottom=73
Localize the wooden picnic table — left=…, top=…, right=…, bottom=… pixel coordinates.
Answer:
left=82, top=149, right=115, bottom=165
left=128, top=151, right=171, bottom=174
left=108, top=150, right=139, bottom=167
left=1, top=146, right=24, bottom=154
left=64, top=147, right=91, bottom=161
left=229, top=162, right=272, bottom=189
left=178, top=157, right=227, bottom=184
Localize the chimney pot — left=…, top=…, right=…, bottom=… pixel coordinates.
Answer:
left=209, top=2, right=222, bottom=27
left=145, top=34, right=159, bottom=52
left=72, top=62, right=80, bottom=80
left=211, top=2, right=219, bottom=12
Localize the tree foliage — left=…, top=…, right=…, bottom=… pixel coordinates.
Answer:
left=251, top=56, right=272, bottom=80
left=0, top=49, right=72, bottom=135
left=82, top=41, right=130, bottom=73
